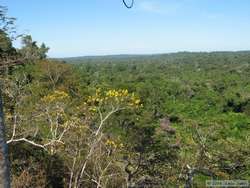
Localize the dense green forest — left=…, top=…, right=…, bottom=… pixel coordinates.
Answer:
left=1, top=5, right=250, bottom=188
left=2, top=50, right=250, bottom=187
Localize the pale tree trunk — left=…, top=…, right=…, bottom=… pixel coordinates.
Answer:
left=0, top=87, right=10, bottom=188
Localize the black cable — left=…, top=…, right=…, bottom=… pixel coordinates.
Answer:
left=123, top=0, right=134, bottom=8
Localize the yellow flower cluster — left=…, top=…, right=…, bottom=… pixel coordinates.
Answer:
left=42, top=90, right=69, bottom=103
left=87, top=95, right=103, bottom=104
left=128, top=93, right=143, bottom=108
left=105, top=139, right=124, bottom=149
left=106, top=89, right=128, bottom=98
left=89, top=107, right=97, bottom=112
left=86, top=88, right=142, bottom=109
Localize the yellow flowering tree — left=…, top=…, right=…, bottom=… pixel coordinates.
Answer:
left=7, top=89, right=77, bottom=155
left=68, top=88, right=142, bottom=188
left=37, top=90, right=79, bottom=154
left=86, top=88, right=141, bottom=135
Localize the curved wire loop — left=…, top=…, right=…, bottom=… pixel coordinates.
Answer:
left=123, top=0, right=134, bottom=8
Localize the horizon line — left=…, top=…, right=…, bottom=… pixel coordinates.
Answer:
left=51, top=50, right=250, bottom=59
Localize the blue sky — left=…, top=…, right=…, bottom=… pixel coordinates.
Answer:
left=2, top=0, right=250, bottom=57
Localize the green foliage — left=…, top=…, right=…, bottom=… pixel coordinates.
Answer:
left=3, top=51, right=250, bottom=187
left=68, top=51, right=250, bottom=186
left=19, top=35, right=49, bottom=61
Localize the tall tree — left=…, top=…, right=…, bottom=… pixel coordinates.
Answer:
left=0, top=5, right=18, bottom=188
left=0, top=4, right=51, bottom=186
left=19, top=35, right=49, bottom=61
left=0, top=88, right=10, bottom=188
